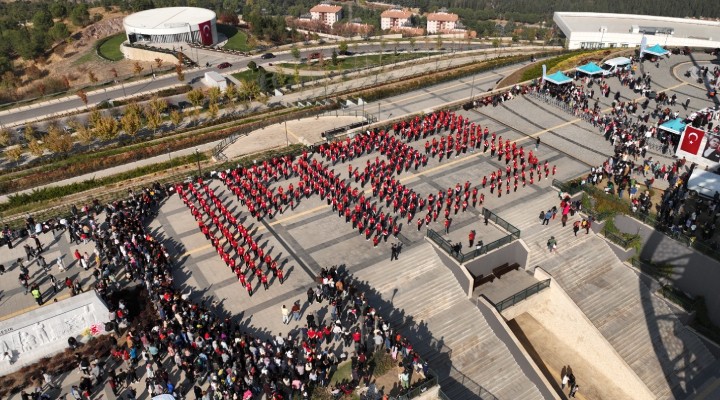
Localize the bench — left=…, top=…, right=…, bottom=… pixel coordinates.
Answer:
left=492, top=263, right=520, bottom=279
left=474, top=274, right=495, bottom=287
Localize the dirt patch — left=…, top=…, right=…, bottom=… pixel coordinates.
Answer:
left=15, top=7, right=157, bottom=98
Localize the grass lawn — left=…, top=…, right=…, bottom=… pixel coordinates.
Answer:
left=280, top=52, right=432, bottom=72
left=97, top=33, right=126, bottom=61
left=330, top=360, right=353, bottom=386
left=218, top=24, right=251, bottom=52
left=72, top=51, right=98, bottom=66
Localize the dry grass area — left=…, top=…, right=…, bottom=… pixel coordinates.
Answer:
left=14, top=7, right=156, bottom=98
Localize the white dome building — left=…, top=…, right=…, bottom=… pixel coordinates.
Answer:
left=123, top=7, right=218, bottom=45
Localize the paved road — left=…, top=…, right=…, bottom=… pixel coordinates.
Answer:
left=0, top=41, right=499, bottom=128
left=0, top=52, right=537, bottom=203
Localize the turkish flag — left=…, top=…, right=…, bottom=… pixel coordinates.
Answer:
left=198, top=20, right=213, bottom=45
left=680, top=126, right=705, bottom=155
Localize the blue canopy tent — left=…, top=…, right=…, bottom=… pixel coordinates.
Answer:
left=659, top=118, right=687, bottom=135
left=576, top=62, right=604, bottom=76
left=644, top=44, right=669, bottom=57
left=544, top=71, right=572, bottom=85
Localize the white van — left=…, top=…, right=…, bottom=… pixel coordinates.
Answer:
left=688, top=169, right=720, bottom=200
left=601, top=57, right=632, bottom=76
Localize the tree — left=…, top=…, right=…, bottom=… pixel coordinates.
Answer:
left=290, top=45, right=300, bottom=61
left=148, top=96, right=168, bottom=116
left=76, top=90, right=88, bottom=108
left=247, top=61, right=258, bottom=73
left=409, top=37, right=416, bottom=51
left=133, top=61, right=144, bottom=76
left=43, top=125, right=74, bottom=155
left=24, top=124, right=36, bottom=143
left=95, top=116, right=119, bottom=141
left=49, top=22, right=70, bottom=42
left=293, top=66, right=301, bottom=87
left=206, top=87, right=221, bottom=105
left=121, top=103, right=143, bottom=138
left=144, top=104, right=162, bottom=134
left=435, top=35, right=443, bottom=50
left=75, top=123, right=94, bottom=144
left=154, top=58, right=163, bottom=68
left=207, top=102, right=219, bottom=120
left=25, top=65, right=43, bottom=81
left=225, top=83, right=238, bottom=106
left=331, top=49, right=338, bottom=66
left=186, top=89, right=205, bottom=109
left=240, top=80, right=260, bottom=103
left=338, top=41, right=348, bottom=55
left=88, top=71, right=98, bottom=84
left=175, top=64, right=185, bottom=82
left=0, top=128, right=11, bottom=147
left=4, top=146, right=23, bottom=162
left=28, top=138, right=44, bottom=157
left=70, top=4, right=90, bottom=27
left=88, top=109, right=103, bottom=130
left=169, top=109, right=183, bottom=129
left=32, top=10, right=54, bottom=32
left=50, top=3, right=68, bottom=19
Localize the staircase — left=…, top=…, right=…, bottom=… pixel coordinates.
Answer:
left=355, top=242, right=549, bottom=400
left=500, top=187, right=718, bottom=399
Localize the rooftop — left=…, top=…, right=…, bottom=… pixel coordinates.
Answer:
left=123, top=7, right=216, bottom=29
left=381, top=9, right=413, bottom=19
left=554, top=12, right=720, bottom=40
left=427, top=12, right=458, bottom=22
left=310, top=4, right=343, bottom=13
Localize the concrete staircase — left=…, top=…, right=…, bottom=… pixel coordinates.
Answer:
left=500, top=187, right=718, bottom=399
left=354, top=242, right=549, bottom=400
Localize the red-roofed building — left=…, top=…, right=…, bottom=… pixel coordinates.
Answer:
left=381, top=9, right=414, bottom=30
left=310, top=4, right=343, bottom=26
left=426, top=12, right=459, bottom=34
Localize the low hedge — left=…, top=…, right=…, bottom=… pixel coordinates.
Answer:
left=0, top=153, right=207, bottom=212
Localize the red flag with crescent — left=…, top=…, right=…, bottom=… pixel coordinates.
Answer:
left=680, top=126, right=705, bottom=155
left=198, top=20, right=213, bottom=45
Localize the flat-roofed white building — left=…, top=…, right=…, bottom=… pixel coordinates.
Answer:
left=204, top=71, right=227, bottom=91
left=310, top=4, right=343, bottom=27
left=381, top=9, right=413, bottom=30
left=554, top=12, right=720, bottom=50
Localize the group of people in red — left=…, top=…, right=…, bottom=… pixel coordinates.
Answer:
left=173, top=108, right=562, bottom=296
left=176, top=179, right=284, bottom=296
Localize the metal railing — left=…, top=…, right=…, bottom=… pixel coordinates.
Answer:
left=439, top=365, right=500, bottom=400
left=390, top=373, right=439, bottom=400
left=494, top=279, right=551, bottom=312
left=601, top=227, right=639, bottom=249
left=426, top=208, right=521, bottom=263
left=552, top=178, right=584, bottom=196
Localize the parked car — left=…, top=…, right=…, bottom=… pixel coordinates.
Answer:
left=260, top=53, right=275, bottom=59
left=309, top=52, right=322, bottom=60
left=217, top=62, right=232, bottom=69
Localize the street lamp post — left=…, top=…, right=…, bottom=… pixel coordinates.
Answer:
left=195, top=148, right=201, bottom=177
